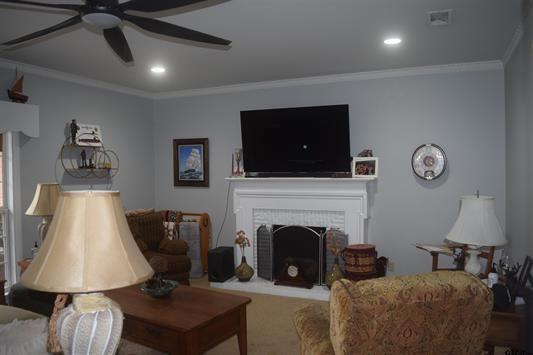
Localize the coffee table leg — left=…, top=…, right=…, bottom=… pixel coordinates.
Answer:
left=237, top=306, right=248, bottom=355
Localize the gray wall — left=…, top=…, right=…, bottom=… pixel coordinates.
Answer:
left=154, top=69, right=506, bottom=276
left=0, top=68, right=155, bottom=257
left=505, top=5, right=533, bottom=262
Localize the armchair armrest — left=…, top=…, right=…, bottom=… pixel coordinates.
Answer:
left=159, top=238, right=189, bottom=255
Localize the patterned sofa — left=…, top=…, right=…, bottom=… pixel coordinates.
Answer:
left=294, top=271, right=493, bottom=355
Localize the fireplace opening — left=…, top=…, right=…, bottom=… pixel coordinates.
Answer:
left=272, top=225, right=326, bottom=285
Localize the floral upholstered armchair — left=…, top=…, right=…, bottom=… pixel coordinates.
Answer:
left=294, top=271, right=493, bottom=355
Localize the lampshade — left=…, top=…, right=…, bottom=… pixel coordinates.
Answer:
left=25, top=183, right=60, bottom=216
left=21, top=190, right=153, bottom=293
left=445, top=195, right=506, bottom=247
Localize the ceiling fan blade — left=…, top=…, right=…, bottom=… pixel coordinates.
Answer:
left=121, top=0, right=206, bottom=13
left=124, top=14, right=231, bottom=46
left=103, top=27, right=133, bottom=63
left=0, top=0, right=80, bottom=11
left=2, top=15, right=81, bottom=45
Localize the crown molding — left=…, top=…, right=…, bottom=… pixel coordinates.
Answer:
left=503, top=2, right=533, bottom=65
left=153, top=61, right=503, bottom=100
left=0, top=58, right=153, bottom=99
left=503, top=23, right=525, bottom=64
left=0, top=57, right=503, bottom=101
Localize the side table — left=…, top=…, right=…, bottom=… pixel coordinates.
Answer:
left=484, top=304, right=527, bottom=354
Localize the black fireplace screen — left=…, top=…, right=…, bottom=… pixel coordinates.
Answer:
left=272, top=225, right=326, bottom=284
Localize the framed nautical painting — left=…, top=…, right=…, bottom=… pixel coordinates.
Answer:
left=173, top=138, right=209, bottom=187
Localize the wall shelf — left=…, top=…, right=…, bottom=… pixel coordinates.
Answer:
left=60, top=133, right=119, bottom=179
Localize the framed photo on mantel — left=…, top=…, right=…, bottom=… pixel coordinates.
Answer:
left=173, top=138, right=209, bottom=187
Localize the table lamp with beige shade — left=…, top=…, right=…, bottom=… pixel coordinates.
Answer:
left=25, top=183, right=60, bottom=242
left=445, top=194, right=507, bottom=276
left=21, top=190, right=153, bottom=355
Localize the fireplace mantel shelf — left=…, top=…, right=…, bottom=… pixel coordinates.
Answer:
left=225, top=176, right=376, bottom=182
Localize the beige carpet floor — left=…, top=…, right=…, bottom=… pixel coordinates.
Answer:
left=117, top=277, right=326, bottom=355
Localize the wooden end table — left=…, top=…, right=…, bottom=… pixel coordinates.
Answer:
left=106, top=285, right=251, bottom=355
left=484, top=304, right=527, bottom=354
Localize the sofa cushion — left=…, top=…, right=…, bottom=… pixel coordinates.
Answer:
left=294, top=304, right=335, bottom=355
left=0, top=315, right=48, bottom=355
left=127, top=212, right=165, bottom=251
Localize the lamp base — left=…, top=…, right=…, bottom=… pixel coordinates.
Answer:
left=464, top=247, right=482, bottom=276
left=56, top=293, right=123, bottom=355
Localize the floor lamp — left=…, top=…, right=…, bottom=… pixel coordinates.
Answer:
left=21, top=190, right=153, bottom=354
left=445, top=195, right=507, bottom=276
left=25, top=183, right=60, bottom=242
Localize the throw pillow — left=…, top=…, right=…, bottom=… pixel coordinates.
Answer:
left=163, top=221, right=178, bottom=240
left=0, top=317, right=48, bottom=355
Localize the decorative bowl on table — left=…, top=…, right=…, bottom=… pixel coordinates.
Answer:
left=140, top=279, right=179, bottom=298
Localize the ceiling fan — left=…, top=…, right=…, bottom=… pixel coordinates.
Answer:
left=0, top=0, right=231, bottom=63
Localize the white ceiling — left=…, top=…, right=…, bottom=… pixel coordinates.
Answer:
left=0, top=0, right=521, bottom=93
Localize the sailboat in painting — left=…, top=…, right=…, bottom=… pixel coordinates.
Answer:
left=7, top=70, right=28, bottom=103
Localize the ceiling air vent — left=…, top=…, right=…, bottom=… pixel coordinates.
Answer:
left=427, top=9, right=452, bottom=26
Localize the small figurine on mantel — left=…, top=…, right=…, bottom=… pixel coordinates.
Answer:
left=357, top=149, right=373, bottom=157
left=7, top=69, right=28, bottom=104
left=70, top=119, right=79, bottom=145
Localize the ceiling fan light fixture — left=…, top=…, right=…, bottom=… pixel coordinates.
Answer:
left=82, top=13, right=122, bottom=29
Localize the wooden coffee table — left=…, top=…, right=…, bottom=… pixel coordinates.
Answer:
left=106, top=284, right=251, bottom=355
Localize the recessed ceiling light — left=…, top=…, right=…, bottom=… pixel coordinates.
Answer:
left=151, top=66, right=166, bottom=74
left=384, top=37, right=402, bottom=45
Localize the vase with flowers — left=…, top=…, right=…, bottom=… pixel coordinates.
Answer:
left=234, top=230, right=254, bottom=281
left=325, top=229, right=346, bottom=289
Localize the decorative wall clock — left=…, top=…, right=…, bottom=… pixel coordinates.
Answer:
left=411, top=143, right=447, bottom=180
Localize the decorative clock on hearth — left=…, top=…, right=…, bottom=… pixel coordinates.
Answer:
left=411, top=143, right=447, bottom=180
left=274, top=258, right=313, bottom=289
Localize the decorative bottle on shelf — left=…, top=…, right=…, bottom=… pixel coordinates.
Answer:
left=31, top=241, right=39, bottom=259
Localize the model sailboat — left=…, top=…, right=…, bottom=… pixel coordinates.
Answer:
left=7, top=70, right=28, bottom=103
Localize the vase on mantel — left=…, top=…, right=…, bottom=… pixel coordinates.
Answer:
left=235, top=256, right=254, bottom=282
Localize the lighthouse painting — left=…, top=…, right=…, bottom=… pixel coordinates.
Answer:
left=173, top=138, right=209, bottom=187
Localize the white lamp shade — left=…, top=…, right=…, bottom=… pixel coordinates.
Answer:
left=25, top=183, right=60, bottom=216
left=21, top=190, right=153, bottom=293
left=445, top=195, right=506, bottom=247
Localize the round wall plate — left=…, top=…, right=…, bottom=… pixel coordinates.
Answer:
left=411, top=143, right=447, bottom=180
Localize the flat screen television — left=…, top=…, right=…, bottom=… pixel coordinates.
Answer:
left=240, top=104, right=351, bottom=177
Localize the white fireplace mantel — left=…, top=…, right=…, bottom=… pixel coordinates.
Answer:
left=228, top=176, right=375, bottom=266
left=211, top=178, right=376, bottom=300
left=211, top=177, right=376, bottom=300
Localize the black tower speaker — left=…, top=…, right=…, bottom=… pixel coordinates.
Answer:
left=208, top=246, right=235, bottom=282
